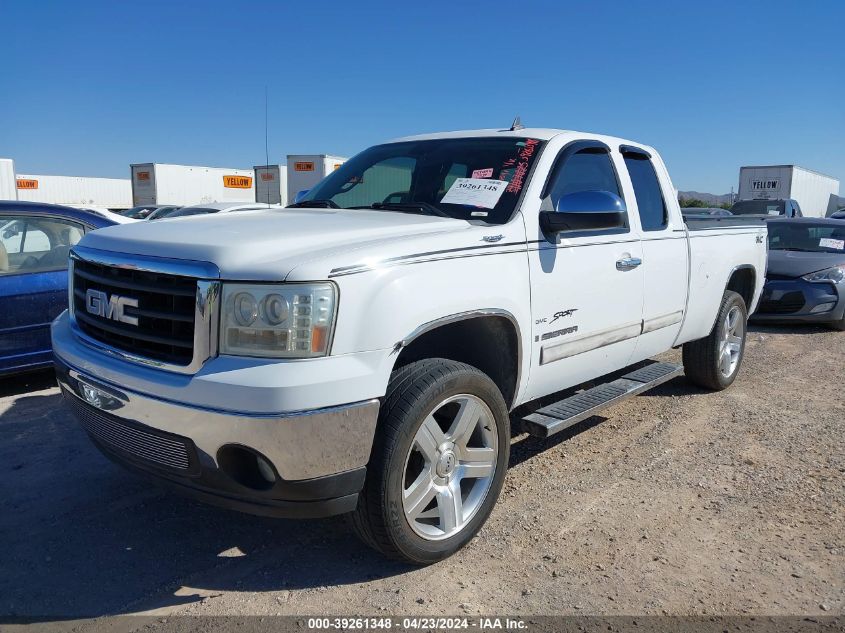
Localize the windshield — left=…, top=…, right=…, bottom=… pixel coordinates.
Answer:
left=299, top=137, right=545, bottom=224
left=147, top=206, right=180, bottom=219
left=768, top=222, right=845, bottom=253
left=123, top=206, right=158, bottom=219
left=682, top=207, right=730, bottom=216
left=731, top=200, right=785, bottom=216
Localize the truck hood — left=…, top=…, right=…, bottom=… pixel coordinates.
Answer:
left=766, top=249, right=845, bottom=278
left=78, top=207, right=470, bottom=279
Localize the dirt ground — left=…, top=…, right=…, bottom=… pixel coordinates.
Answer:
left=1, top=324, right=843, bottom=623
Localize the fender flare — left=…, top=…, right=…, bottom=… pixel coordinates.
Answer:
left=393, top=308, right=524, bottom=407
left=707, top=264, right=757, bottom=334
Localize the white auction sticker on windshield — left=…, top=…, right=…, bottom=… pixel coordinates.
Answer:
left=820, top=238, right=845, bottom=250
left=440, top=178, right=507, bottom=209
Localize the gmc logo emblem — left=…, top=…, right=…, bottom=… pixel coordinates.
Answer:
left=85, top=289, right=139, bottom=326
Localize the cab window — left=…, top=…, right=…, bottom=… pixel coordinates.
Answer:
left=623, top=153, right=667, bottom=231
left=547, top=149, right=622, bottom=209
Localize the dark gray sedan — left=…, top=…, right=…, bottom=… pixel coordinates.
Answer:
left=752, top=218, right=845, bottom=330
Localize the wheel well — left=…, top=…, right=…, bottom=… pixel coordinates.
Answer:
left=726, top=267, right=756, bottom=309
left=393, top=316, right=519, bottom=408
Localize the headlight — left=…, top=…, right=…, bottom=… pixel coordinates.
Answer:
left=802, top=265, right=845, bottom=284
left=220, top=283, right=337, bottom=358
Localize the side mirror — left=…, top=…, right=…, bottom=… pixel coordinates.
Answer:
left=540, top=190, right=627, bottom=234
left=294, top=189, right=310, bottom=203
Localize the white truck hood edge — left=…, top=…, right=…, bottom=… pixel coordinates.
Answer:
left=78, top=207, right=470, bottom=280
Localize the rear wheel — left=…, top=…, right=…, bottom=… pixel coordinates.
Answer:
left=350, top=358, right=510, bottom=564
left=683, top=290, right=748, bottom=391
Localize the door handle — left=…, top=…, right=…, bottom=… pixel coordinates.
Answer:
left=616, top=256, right=642, bottom=271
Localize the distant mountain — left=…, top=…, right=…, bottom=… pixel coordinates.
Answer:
left=678, top=191, right=734, bottom=206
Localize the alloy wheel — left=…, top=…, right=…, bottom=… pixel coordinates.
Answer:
left=402, top=394, right=498, bottom=540
left=719, top=305, right=744, bottom=377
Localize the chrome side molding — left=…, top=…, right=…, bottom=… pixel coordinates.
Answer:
left=540, top=311, right=684, bottom=365
left=540, top=321, right=641, bottom=365
left=642, top=310, right=683, bottom=334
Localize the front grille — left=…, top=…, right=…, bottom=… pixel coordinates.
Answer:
left=72, top=258, right=197, bottom=365
left=65, top=389, right=198, bottom=474
left=758, top=290, right=806, bottom=314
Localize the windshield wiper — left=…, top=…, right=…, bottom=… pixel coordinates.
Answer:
left=349, top=202, right=450, bottom=218
left=286, top=199, right=340, bottom=209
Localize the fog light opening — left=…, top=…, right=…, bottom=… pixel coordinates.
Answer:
left=217, top=445, right=278, bottom=491
left=810, top=302, right=836, bottom=314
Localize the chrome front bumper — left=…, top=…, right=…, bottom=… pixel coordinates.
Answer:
left=55, top=355, right=380, bottom=518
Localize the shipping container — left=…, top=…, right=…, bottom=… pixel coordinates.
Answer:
left=15, top=174, right=132, bottom=209
left=738, top=165, right=840, bottom=217
left=0, top=159, right=15, bottom=201
left=286, top=154, right=346, bottom=203
left=131, top=163, right=256, bottom=206
left=254, top=164, right=289, bottom=205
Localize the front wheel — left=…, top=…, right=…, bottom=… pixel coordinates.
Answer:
left=828, top=314, right=845, bottom=331
left=350, top=359, right=510, bottom=564
left=683, top=290, right=748, bottom=390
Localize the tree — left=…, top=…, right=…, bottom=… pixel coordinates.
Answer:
left=679, top=197, right=707, bottom=208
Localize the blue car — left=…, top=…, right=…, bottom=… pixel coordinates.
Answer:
left=0, top=201, right=116, bottom=375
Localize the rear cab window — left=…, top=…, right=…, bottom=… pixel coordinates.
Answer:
left=622, top=148, right=668, bottom=232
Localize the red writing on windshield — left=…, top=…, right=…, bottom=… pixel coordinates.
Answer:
left=499, top=139, right=540, bottom=194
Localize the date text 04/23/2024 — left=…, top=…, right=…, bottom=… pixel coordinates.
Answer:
left=305, top=617, right=527, bottom=630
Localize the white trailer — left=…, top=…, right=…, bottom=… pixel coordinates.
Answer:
left=15, top=174, right=132, bottom=209
left=254, top=165, right=289, bottom=205
left=738, top=165, right=840, bottom=217
left=0, top=159, right=15, bottom=201
left=131, top=163, right=256, bottom=206
left=286, top=154, right=346, bottom=203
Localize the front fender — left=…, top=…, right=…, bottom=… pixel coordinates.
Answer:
left=327, top=252, right=533, bottom=400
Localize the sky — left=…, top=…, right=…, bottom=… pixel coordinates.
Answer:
left=2, top=0, right=843, bottom=194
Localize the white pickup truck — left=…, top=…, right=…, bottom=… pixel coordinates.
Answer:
left=52, top=127, right=767, bottom=564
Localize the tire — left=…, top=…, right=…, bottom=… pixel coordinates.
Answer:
left=828, top=315, right=845, bottom=331
left=350, top=358, right=510, bottom=564
left=683, top=290, right=748, bottom=391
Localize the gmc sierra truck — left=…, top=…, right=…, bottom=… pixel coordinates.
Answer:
left=52, top=127, right=767, bottom=564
